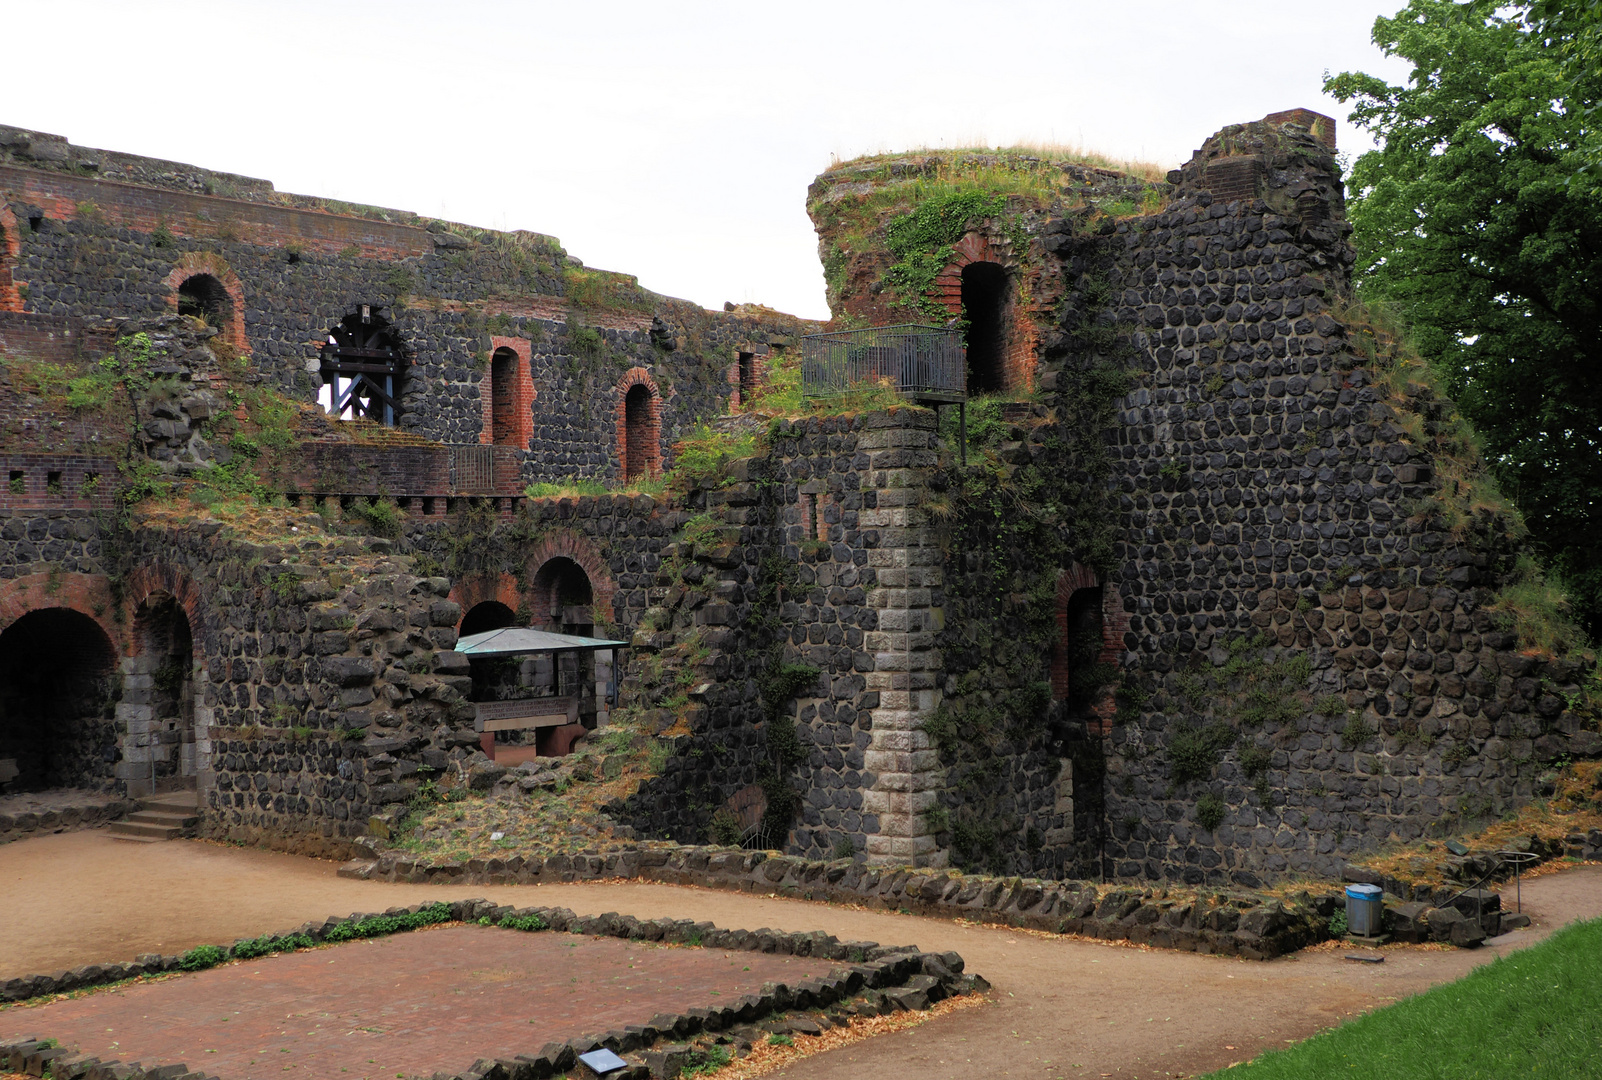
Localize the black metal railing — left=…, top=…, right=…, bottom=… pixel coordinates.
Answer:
left=801, top=324, right=966, bottom=404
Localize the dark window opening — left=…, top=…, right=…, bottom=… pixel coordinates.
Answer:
left=624, top=384, right=653, bottom=483
left=460, top=600, right=517, bottom=638
left=8, top=471, right=23, bottom=495
left=961, top=261, right=1009, bottom=395
left=532, top=556, right=594, bottom=632
left=320, top=307, right=405, bottom=425
left=0, top=607, right=117, bottom=791
left=177, top=274, right=231, bottom=330
left=1061, top=585, right=1107, bottom=707
left=45, top=471, right=61, bottom=495
left=27, top=215, right=42, bottom=232
left=737, top=351, right=756, bottom=402
left=490, top=347, right=519, bottom=447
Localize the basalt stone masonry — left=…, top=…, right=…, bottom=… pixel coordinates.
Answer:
left=1, top=123, right=817, bottom=487
left=0, top=113, right=1592, bottom=889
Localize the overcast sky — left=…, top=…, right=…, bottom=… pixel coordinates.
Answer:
left=7, top=1, right=1413, bottom=320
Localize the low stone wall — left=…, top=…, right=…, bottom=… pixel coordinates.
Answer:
left=0, top=897, right=976, bottom=1080
left=339, top=842, right=1334, bottom=960
left=0, top=790, right=133, bottom=844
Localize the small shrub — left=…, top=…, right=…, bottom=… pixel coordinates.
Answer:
left=1328, top=908, right=1349, bottom=938
left=1170, top=722, right=1237, bottom=785
left=1315, top=694, right=1347, bottom=717
left=353, top=497, right=403, bottom=540
left=1341, top=713, right=1373, bottom=750
left=708, top=807, right=743, bottom=846
left=680, top=1044, right=732, bottom=1076
left=498, top=913, right=548, bottom=932
left=832, top=835, right=858, bottom=860
left=323, top=901, right=453, bottom=943
left=1238, top=742, right=1272, bottom=780
left=231, top=933, right=313, bottom=960
left=1196, top=793, right=1227, bottom=832
left=178, top=944, right=227, bottom=971
left=768, top=1033, right=795, bottom=1047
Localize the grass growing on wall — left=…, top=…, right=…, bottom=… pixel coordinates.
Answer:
left=1336, top=296, right=1596, bottom=703
left=1203, top=915, right=1602, bottom=1079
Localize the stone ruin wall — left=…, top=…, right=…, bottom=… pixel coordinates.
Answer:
left=849, top=113, right=1599, bottom=885
left=0, top=123, right=817, bottom=487
left=0, top=114, right=1595, bottom=886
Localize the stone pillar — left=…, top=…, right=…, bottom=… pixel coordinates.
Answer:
left=858, top=409, right=947, bottom=867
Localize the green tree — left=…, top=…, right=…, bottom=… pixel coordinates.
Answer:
left=1326, top=0, right=1602, bottom=636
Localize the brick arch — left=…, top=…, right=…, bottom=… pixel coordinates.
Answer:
left=1050, top=563, right=1129, bottom=735
left=928, top=232, right=1039, bottom=394
left=614, top=367, right=662, bottom=481
left=450, top=572, right=524, bottom=626
left=164, top=254, right=247, bottom=349
left=525, top=531, right=616, bottom=628
left=0, top=205, right=23, bottom=313
left=122, top=561, right=210, bottom=659
left=0, top=572, right=122, bottom=652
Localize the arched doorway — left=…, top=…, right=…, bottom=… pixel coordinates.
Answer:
left=460, top=600, right=517, bottom=638
left=531, top=556, right=594, bottom=632
left=177, top=274, right=232, bottom=331
left=490, top=347, right=519, bottom=446
left=624, top=384, right=654, bottom=482
left=0, top=608, right=117, bottom=791
left=129, top=595, right=197, bottom=795
left=961, top=261, right=1008, bottom=395
left=319, top=306, right=406, bottom=425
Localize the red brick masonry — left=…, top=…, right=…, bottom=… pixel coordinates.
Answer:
left=0, top=926, right=836, bottom=1080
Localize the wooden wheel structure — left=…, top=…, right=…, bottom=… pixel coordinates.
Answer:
left=320, top=308, right=404, bottom=425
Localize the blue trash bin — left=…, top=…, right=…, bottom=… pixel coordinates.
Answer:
left=1346, top=883, right=1383, bottom=936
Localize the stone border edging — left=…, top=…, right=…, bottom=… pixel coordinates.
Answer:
left=0, top=897, right=981, bottom=1080
left=0, top=797, right=134, bottom=846
left=339, top=843, right=1334, bottom=959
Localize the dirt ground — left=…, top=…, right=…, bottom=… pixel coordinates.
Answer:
left=1, top=924, right=836, bottom=1080
left=3, top=830, right=1600, bottom=1079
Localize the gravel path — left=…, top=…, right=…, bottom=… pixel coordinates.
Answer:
left=3, top=830, right=1598, bottom=1079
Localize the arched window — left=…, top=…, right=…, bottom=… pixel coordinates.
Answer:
left=177, top=274, right=232, bottom=330
left=490, top=347, right=519, bottom=446
left=624, top=384, right=654, bottom=483
left=319, top=307, right=405, bottom=425
left=460, top=600, right=517, bottom=638
left=0, top=607, right=117, bottom=791
left=961, top=261, right=1008, bottom=395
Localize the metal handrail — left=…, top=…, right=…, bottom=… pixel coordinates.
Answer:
left=801, top=324, right=966, bottom=404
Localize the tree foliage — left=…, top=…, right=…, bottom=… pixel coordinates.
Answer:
left=1326, top=0, right=1602, bottom=636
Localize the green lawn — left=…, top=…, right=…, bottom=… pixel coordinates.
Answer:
left=1204, top=916, right=1602, bottom=1079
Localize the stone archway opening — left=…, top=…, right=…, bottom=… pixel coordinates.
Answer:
left=490, top=347, right=519, bottom=447
left=177, top=273, right=232, bottom=331
left=961, top=261, right=1009, bottom=395
left=460, top=600, right=517, bottom=638
left=531, top=557, right=594, bottom=633
left=0, top=608, right=117, bottom=792
left=624, top=384, right=654, bottom=483
left=1056, top=583, right=1108, bottom=708
left=128, top=594, right=197, bottom=796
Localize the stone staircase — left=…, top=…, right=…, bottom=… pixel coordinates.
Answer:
left=106, top=790, right=199, bottom=843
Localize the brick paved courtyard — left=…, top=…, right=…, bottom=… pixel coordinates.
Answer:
left=0, top=925, right=838, bottom=1079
